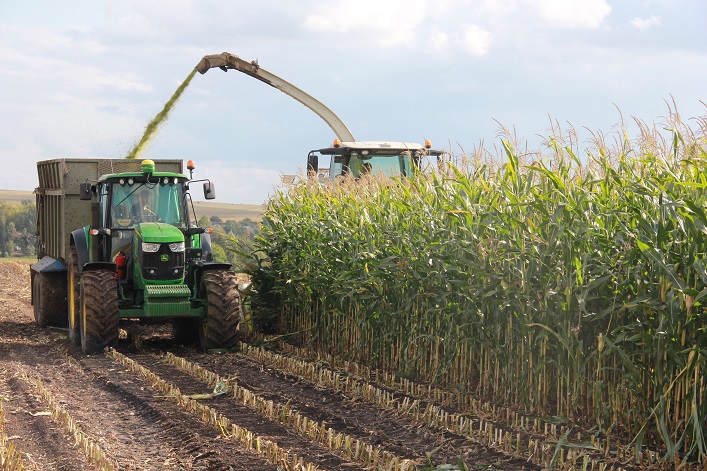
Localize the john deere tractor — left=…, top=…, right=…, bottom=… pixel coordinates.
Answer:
left=32, top=158, right=242, bottom=354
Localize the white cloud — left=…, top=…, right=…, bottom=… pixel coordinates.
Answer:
left=427, top=30, right=451, bottom=54
left=631, top=15, right=661, bottom=30
left=459, top=24, right=492, bottom=56
left=0, top=24, right=107, bottom=55
left=530, top=0, right=611, bottom=28
left=302, top=0, right=428, bottom=47
left=423, top=23, right=491, bottom=57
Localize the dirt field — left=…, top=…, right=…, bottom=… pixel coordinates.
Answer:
left=2, top=259, right=614, bottom=470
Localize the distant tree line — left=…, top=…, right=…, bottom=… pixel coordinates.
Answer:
left=0, top=200, right=261, bottom=264
left=198, top=215, right=262, bottom=271
left=0, top=201, right=37, bottom=257
left=0, top=200, right=261, bottom=270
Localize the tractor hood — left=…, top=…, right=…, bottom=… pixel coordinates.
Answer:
left=135, top=223, right=184, bottom=244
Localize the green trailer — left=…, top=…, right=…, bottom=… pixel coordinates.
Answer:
left=31, top=158, right=242, bottom=353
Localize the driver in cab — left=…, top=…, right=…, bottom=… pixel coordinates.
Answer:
left=133, top=190, right=159, bottom=223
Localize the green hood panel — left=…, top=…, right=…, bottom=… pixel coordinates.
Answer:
left=136, top=223, right=184, bottom=243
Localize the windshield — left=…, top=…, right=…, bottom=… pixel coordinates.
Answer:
left=110, top=181, right=186, bottom=228
left=329, top=152, right=413, bottom=179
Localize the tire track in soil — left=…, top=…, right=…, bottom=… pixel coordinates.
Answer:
left=0, top=261, right=279, bottom=470
left=187, top=352, right=440, bottom=461
left=182, top=351, right=539, bottom=470
left=59, top=350, right=282, bottom=470
left=1, top=262, right=93, bottom=471
left=125, top=351, right=364, bottom=471
left=2, top=374, right=89, bottom=471
left=2, top=261, right=537, bottom=470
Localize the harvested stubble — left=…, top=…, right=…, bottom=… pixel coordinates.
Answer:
left=105, top=348, right=318, bottom=471
left=262, top=339, right=670, bottom=469
left=240, top=342, right=641, bottom=471
left=19, top=374, right=115, bottom=470
left=164, top=352, right=416, bottom=470
left=249, top=108, right=707, bottom=466
left=0, top=393, right=27, bottom=471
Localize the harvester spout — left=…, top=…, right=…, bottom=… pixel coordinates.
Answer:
left=196, top=53, right=250, bottom=75
left=195, top=52, right=356, bottom=142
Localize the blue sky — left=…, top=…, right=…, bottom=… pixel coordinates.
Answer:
left=1, top=0, right=705, bottom=204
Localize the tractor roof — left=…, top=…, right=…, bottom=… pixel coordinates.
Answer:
left=317, top=141, right=443, bottom=156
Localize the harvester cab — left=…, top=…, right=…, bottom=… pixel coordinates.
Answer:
left=61, top=158, right=242, bottom=354
left=306, top=139, right=443, bottom=181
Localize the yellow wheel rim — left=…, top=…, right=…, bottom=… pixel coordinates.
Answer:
left=68, top=270, right=76, bottom=330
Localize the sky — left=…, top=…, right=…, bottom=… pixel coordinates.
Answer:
left=1, top=0, right=705, bottom=204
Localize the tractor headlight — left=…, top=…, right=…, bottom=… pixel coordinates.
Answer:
left=169, top=242, right=185, bottom=252
left=142, top=242, right=161, bottom=253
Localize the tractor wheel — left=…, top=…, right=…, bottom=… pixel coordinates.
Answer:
left=67, top=245, right=81, bottom=346
left=33, top=271, right=68, bottom=327
left=172, top=318, right=198, bottom=345
left=79, top=270, right=119, bottom=354
left=198, top=270, right=242, bottom=351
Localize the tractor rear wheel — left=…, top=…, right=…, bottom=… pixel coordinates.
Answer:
left=33, top=271, right=68, bottom=327
left=80, top=269, right=119, bottom=354
left=198, top=270, right=242, bottom=351
left=67, top=245, right=81, bottom=346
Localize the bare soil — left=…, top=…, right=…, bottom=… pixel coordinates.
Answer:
left=0, top=260, right=538, bottom=470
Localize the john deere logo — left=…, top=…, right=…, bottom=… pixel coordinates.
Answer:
left=160, top=254, right=169, bottom=262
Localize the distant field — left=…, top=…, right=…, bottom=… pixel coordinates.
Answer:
left=0, top=189, right=33, bottom=203
left=0, top=189, right=263, bottom=221
left=192, top=201, right=263, bottom=221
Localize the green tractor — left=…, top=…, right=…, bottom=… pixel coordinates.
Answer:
left=61, top=159, right=241, bottom=353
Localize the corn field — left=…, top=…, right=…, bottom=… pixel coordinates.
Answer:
left=249, top=107, right=707, bottom=464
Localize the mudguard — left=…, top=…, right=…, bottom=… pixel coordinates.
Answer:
left=70, top=228, right=90, bottom=274
left=186, top=260, right=233, bottom=293
left=71, top=228, right=116, bottom=274
left=83, top=262, right=117, bottom=272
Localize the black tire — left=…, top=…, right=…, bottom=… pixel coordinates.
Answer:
left=80, top=270, right=119, bottom=354
left=198, top=270, right=242, bottom=351
left=67, top=245, right=81, bottom=346
left=172, top=318, right=198, bottom=345
left=33, top=271, right=68, bottom=327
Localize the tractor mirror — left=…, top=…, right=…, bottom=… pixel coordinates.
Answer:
left=203, top=181, right=216, bottom=200
left=79, top=183, right=93, bottom=200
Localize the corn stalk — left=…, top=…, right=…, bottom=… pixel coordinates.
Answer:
left=249, top=107, right=707, bottom=464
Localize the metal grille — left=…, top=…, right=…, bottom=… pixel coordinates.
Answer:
left=140, top=244, right=185, bottom=281
left=143, top=285, right=192, bottom=317
left=97, top=160, right=144, bottom=175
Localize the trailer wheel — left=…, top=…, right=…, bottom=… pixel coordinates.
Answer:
left=198, top=270, right=242, bottom=351
left=67, top=245, right=81, bottom=346
left=80, top=270, right=119, bottom=354
left=33, top=271, right=68, bottom=328
left=172, top=318, right=198, bottom=345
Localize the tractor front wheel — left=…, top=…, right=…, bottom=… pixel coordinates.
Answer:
left=198, top=270, right=242, bottom=351
left=80, top=269, right=119, bottom=354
